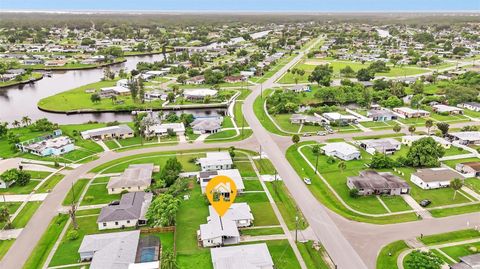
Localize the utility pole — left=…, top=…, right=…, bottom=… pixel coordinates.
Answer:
left=295, top=215, right=299, bottom=242
left=70, top=182, right=78, bottom=230
left=314, top=152, right=319, bottom=174
left=260, top=84, right=263, bottom=99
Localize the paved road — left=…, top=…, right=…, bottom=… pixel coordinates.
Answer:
left=3, top=39, right=480, bottom=269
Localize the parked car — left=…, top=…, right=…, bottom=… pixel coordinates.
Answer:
left=303, top=133, right=312, bottom=137
left=303, top=178, right=311, bottom=185
left=419, top=200, right=431, bottom=207
left=317, top=131, right=327, bottom=136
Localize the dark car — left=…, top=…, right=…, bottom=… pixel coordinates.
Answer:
left=419, top=200, right=431, bottom=207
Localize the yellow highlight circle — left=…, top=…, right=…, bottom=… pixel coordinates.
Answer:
left=205, top=175, right=237, bottom=217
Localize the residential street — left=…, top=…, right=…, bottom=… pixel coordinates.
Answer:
left=2, top=38, right=480, bottom=269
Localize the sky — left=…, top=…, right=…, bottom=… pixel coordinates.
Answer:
left=1, top=0, right=479, bottom=12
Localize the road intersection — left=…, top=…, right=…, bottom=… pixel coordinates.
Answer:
left=2, top=38, right=480, bottom=269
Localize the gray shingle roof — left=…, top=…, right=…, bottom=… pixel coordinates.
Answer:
left=97, top=192, right=153, bottom=223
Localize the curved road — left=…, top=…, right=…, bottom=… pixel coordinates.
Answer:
left=2, top=39, right=480, bottom=269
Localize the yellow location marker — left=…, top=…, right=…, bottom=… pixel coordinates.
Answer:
left=205, top=175, right=237, bottom=217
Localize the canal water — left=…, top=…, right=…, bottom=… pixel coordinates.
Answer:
left=0, top=54, right=225, bottom=124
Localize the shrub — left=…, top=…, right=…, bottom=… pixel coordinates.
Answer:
left=83, top=196, right=94, bottom=202
left=349, top=188, right=359, bottom=198
left=66, top=230, right=79, bottom=241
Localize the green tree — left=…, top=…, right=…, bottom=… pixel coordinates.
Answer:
left=90, top=93, right=101, bottom=104
left=356, top=68, right=374, bottom=81
left=340, top=65, right=356, bottom=78
left=0, top=122, right=8, bottom=137
left=0, top=169, right=31, bottom=186
left=450, top=178, right=463, bottom=200
left=338, top=161, right=347, bottom=173
left=393, top=124, right=401, bottom=133
left=406, top=137, right=445, bottom=167
left=436, top=122, right=450, bottom=136
left=382, top=96, right=403, bottom=108
left=292, top=134, right=300, bottom=145
left=161, top=250, right=179, bottom=269
left=0, top=206, right=11, bottom=229
left=308, top=64, right=333, bottom=86
left=160, top=157, right=183, bottom=186
left=146, top=194, right=181, bottom=227
left=405, top=251, right=442, bottom=269
left=369, top=154, right=396, bottom=169
left=408, top=125, right=416, bottom=135
left=425, top=119, right=433, bottom=135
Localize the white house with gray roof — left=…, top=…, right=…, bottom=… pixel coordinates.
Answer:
left=107, top=164, right=154, bottom=194
left=321, top=142, right=361, bottom=161
left=198, top=152, right=233, bottom=171
left=97, top=192, right=153, bottom=230
left=210, top=243, right=274, bottom=269
left=198, top=169, right=244, bottom=194
left=191, top=117, right=223, bottom=134
left=0, top=158, right=22, bottom=188
left=81, top=125, right=134, bottom=140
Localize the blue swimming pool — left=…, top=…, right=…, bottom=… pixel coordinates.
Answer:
left=140, top=247, right=156, bottom=262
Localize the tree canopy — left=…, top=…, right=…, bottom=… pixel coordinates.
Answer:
left=405, top=137, right=445, bottom=167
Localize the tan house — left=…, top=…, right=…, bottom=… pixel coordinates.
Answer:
left=107, top=164, right=154, bottom=194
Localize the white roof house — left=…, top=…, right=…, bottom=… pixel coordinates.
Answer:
left=81, top=125, right=134, bottom=140
left=100, top=86, right=130, bottom=96
left=0, top=158, right=22, bottom=189
left=402, top=135, right=451, bottom=148
left=208, top=203, right=254, bottom=228
left=450, top=132, right=480, bottom=145
left=78, top=231, right=141, bottom=269
left=198, top=169, right=244, bottom=194
left=358, top=138, right=402, bottom=155
left=410, top=168, right=464, bottom=190
left=432, top=104, right=463, bottom=114
left=183, top=89, right=218, bottom=99
left=393, top=107, right=430, bottom=118
left=321, top=142, right=361, bottom=161
left=198, top=152, right=233, bottom=171
left=147, top=122, right=185, bottom=136
left=199, top=214, right=240, bottom=247
left=107, top=164, right=154, bottom=194
left=210, top=243, right=274, bottom=269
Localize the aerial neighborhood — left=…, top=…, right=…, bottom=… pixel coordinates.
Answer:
left=0, top=8, right=479, bottom=269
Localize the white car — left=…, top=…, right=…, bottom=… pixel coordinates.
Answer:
left=303, top=178, right=311, bottom=185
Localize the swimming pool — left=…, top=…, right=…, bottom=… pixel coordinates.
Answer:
left=140, top=247, right=156, bottom=262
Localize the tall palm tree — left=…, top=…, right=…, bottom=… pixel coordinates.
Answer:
left=12, top=120, right=20, bottom=128
left=338, top=161, right=347, bottom=173
left=425, top=119, right=433, bottom=135
left=21, top=116, right=31, bottom=126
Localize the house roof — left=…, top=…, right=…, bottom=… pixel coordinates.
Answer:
left=199, top=215, right=239, bottom=241
left=460, top=162, right=480, bottom=172
left=78, top=230, right=140, bottom=269
left=402, top=135, right=451, bottom=146
left=452, top=253, right=480, bottom=269
left=321, top=142, right=360, bottom=156
left=367, top=109, right=396, bottom=118
left=208, top=203, right=254, bottom=223
left=450, top=132, right=480, bottom=142
left=150, top=122, right=185, bottom=133
left=413, top=168, right=464, bottom=183
left=192, top=118, right=222, bottom=131
left=183, top=88, right=217, bottom=97
left=199, top=169, right=245, bottom=190
left=393, top=107, right=430, bottom=114
left=210, top=243, right=274, bottom=269
left=348, top=170, right=409, bottom=190
left=198, top=152, right=233, bottom=168
left=359, top=138, right=401, bottom=151
left=433, top=104, right=463, bottom=113
left=107, top=164, right=153, bottom=189
left=81, top=125, right=133, bottom=138
left=97, top=192, right=153, bottom=223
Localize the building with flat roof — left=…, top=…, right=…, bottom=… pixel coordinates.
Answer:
left=393, top=107, right=430, bottom=119
left=321, top=142, right=361, bottom=161
left=402, top=135, right=451, bottom=149
left=198, top=169, right=244, bottom=194
left=358, top=138, right=401, bottom=155
left=451, top=253, right=480, bottom=269
left=16, top=129, right=74, bottom=157
left=432, top=104, right=463, bottom=115
left=183, top=88, right=217, bottom=100
left=449, top=132, right=480, bottom=145
left=210, top=243, right=274, bottom=269
left=347, top=170, right=410, bottom=196
left=198, top=152, right=233, bottom=171
left=81, top=125, right=134, bottom=140
left=410, top=168, right=464, bottom=190
left=107, top=164, right=154, bottom=194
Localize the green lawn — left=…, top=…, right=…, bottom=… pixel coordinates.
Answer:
left=266, top=181, right=308, bottom=230
left=0, top=72, right=43, bottom=88
left=286, top=142, right=418, bottom=224
left=254, top=158, right=277, bottom=175
left=205, top=130, right=237, bottom=140
left=234, top=160, right=257, bottom=177
left=376, top=240, right=410, bottom=269
left=253, top=89, right=290, bottom=136
left=236, top=192, right=280, bottom=226
left=419, top=229, right=480, bottom=246
left=440, top=241, right=480, bottom=262
left=263, top=240, right=302, bottom=269
left=62, top=179, right=89, bottom=206
left=37, top=174, right=64, bottom=193
left=429, top=203, right=480, bottom=218
left=80, top=183, right=121, bottom=206
left=240, top=227, right=284, bottom=236
left=38, top=79, right=165, bottom=112
left=0, top=180, right=40, bottom=195
left=23, top=214, right=69, bottom=269
left=11, top=202, right=41, bottom=228
left=0, top=239, right=15, bottom=260
left=297, top=241, right=331, bottom=269
left=243, top=179, right=264, bottom=191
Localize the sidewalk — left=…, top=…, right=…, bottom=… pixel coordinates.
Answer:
left=401, top=194, right=432, bottom=219
left=0, top=193, right=48, bottom=202
left=0, top=228, right=23, bottom=240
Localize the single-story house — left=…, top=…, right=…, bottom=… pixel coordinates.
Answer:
left=198, top=213, right=240, bottom=247
left=210, top=243, right=274, bottom=269
left=186, top=75, right=205, bottom=85
left=144, top=90, right=168, bottom=101
left=97, top=191, right=153, bottom=230
left=183, top=89, right=218, bottom=100
left=290, top=114, right=323, bottom=125
left=81, top=125, right=134, bottom=140
left=240, top=71, right=255, bottom=77
left=0, top=158, right=22, bottom=189
left=401, top=135, right=451, bottom=149
left=393, top=107, right=430, bottom=118
left=100, top=86, right=130, bottom=96
left=358, top=138, right=402, bottom=155
left=347, top=170, right=410, bottom=195
left=432, top=104, right=464, bottom=115
left=455, top=162, right=480, bottom=178
left=116, top=79, right=129, bottom=88
left=321, top=142, right=361, bottom=161
left=449, top=132, right=480, bottom=145
left=198, top=169, right=244, bottom=194
left=224, top=75, right=246, bottom=83
left=107, top=164, right=154, bottom=194
left=16, top=130, right=74, bottom=157
left=287, top=85, right=310, bottom=93
left=198, top=152, right=233, bottom=171
left=322, top=112, right=358, bottom=125
left=209, top=203, right=253, bottom=228
left=45, top=60, right=67, bottom=66
left=191, top=117, right=222, bottom=134
left=367, top=109, right=398, bottom=122
left=460, top=102, right=480, bottom=112
left=146, top=122, right=185, bottom=137
left=410, top=168, right=464, bottom=190
left=451, top=253, right=480, bottom=269
left=78, top=230, right=160, bottom=269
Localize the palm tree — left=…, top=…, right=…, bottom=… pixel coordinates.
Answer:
left=338, top=161, right=346, bottom=173
left=408, top=125, right=416, bottom=135
left=451, top=178, right=463, bottom=200
left=110, top=95, right=117, bottom=104
left=161, top=250, right=178, bottom=269
left=12, top=120, right=20, bottom=128
left=425, top=119, right=433, bottom=135
left=0, top=206, right=11, bottom=229
left=21, top=116, right=31, bottom=126
left=393, top=124, right=401, bottom=133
